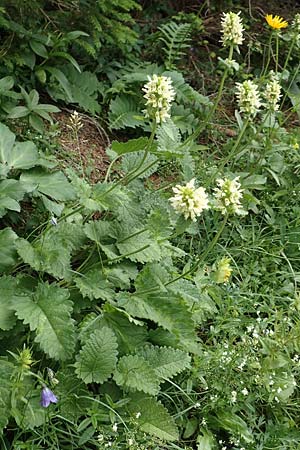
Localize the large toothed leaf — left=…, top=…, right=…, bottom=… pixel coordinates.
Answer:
left=128, top=394, right=179, bottom=441
left=0, top=227, right=18, bottom=273
left=114, top=355, right=159, bottom=395
left=75, top=327, right=118, bottom=384
left=117, top=292, right=196, bottom=348
left=20, top=169, right=76, bottom=201
left=12, top=282, right=76, bottom=360
left=0, top=359, right=14, bottom=432
left=138, top=345, right=191, bottom=379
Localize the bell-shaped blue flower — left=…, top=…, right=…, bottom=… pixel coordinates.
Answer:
left=40, top=386, right=58, bottom=408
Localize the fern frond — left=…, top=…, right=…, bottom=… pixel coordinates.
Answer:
left=158, top=21, right=192, bottom=70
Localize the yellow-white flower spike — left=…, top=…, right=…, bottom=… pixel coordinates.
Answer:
left=220, top=11, right=244, bottom=47
left=235, top=80, right=262, bottom=117
left=142, top=74, right=175, bottom=124
left=264, top=72, right=281, bottom=111
left=214, top=177, right=244, bottom=215
left=170, top=179, right=210, bottom=221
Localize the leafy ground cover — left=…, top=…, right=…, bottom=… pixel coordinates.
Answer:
left=1, top=1, right=300, bottom=449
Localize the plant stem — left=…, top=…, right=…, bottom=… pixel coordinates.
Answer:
left=164, top=213, right=228, bottom=287
left=262, top=31, right=274, bottom=77
left=183, top=45, right=234, bottom=146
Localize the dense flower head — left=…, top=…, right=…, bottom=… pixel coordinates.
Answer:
left=264, top=72, right=281, bottom=111
left=40, top=386, right=58, bottom=408
left=220, top=11, right=244, bottom=47
left=169, top=178, right=210, bottom=221
left=142, top=74, right=176, bottom=123
left=235, top=80, right=262, bottom=116
left=68, top=110, right=83, bottom=132
left=214, top=177, right=244, bottom=215
left=213, top=257, right=233, bottom=283
left=265, top=14, right=288, bottom=30
left=292, top=13, right=300, bottom=33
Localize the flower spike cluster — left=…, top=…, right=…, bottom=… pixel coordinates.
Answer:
left=214, top=177, right=244, bottom=215
left=264, top=72, right=282, bottom=111
left=169, top=179, right=209, bottom=221
left=220, top=11, right=244, bottom=47
left=142, top=74, right=176, bottom=123
left=235, top=80, right=262, bottom=117
left=265, top=14, right=288, bottom=30
left=292, top=14, right=300, bottom=33
left=213, top=257, right=233, bottom=284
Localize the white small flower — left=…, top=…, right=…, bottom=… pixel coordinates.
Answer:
left=241, top=388, right=248, bottom=396
left=98, top=434, right=104, bottom=442
left=220, top=11, right=244, bottom=47
left=142, top=74, right=175, bottom=123
left=213, top=177, right=244, bottom=215
left=170, top=178, right=210, bottom=221
left=236, top=80, right=262, bottom=116
left=264, top=72, right=281, bottom=111
left=128, top=438, right=134, bottom=446
left=231, top=390, right=237, bottom=403
left=112, top=423, right=118, bottom=432
left=135, top=412, right=141, bottom=419
left=292, top=13, right=300, bottom=33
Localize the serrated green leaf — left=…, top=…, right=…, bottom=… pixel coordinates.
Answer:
left=0, top=228, right=18, bottom=273
left=109, top=95, right=141, bottom=130
left=138, top=345, right=191, bottom=379
left=12, top=282, right=76, bottom=360
left=20, top=169, right=76, bottom=201
left=0, top=359, right=14, bottom=432
left=0, top=275, right=24, bottom=330
left=121, top=152, right=158, bottom=179
left=116, top=229, right=161, bottom=263
left=111, top=137, right=149, bottom=155
left=75, top=327, right=118, bottom=384
left=128, top=394, right=179, bottom=441
left=75, top=269, right=115, bottom=301
left=117, top=292, right=196, bottom=348
left=102, top=310, right=148, bottom=354
left=114, top=355, right=159, bottom=395
left=4, top=141, right=39, bottom=170
left=16, top=222, right=85, bottom=280
left=0, top=179, right=29, bottom=217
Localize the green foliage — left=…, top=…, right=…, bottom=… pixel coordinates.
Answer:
left=12, top=282, right=76, bottom=360
left=158, top=20, right=192, bottom=70
left=128, top=395, right=179, bottom=441
left=75, top=327, right=118, bottom=383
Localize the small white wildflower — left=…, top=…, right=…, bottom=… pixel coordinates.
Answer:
left=98, top=434, right=104, bottom=442
left=135, top=412, right=141, bottom=419
left=142, top=74, right=175, bottom=123
left=236, top=80, right=262, bottom=116
left=264, top=72, right=281, bottom=111
left=231, top=390, right=237, bottom=403
left=241, top=388, right=248, bottom=396
left=112, top=423, right=118, bottom=432
left=194, top=402, right=201, bottom=408
left=213, top=177, right=244, bottom=215
left=170, top=178, right=210, bottom=221
left=201, top=418, right=207, bottom=426
left=220, top=11, right=244, bottom=47
left=128, top=438, right=134, bottom=446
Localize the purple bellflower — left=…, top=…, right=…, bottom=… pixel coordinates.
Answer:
left=40, top=386, right=58, bottom=408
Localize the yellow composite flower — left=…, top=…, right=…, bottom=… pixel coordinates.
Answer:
left=265, top=14, right=288, bottom=30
